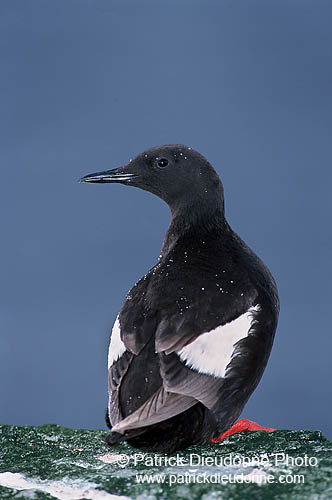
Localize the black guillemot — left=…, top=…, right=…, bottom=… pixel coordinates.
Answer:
left=80, top=144, right=279, bottom=453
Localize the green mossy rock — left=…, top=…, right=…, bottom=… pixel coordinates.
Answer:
left=0, top=424, right=331, bottom=499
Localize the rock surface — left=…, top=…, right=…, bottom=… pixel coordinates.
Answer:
left=0, top=424, right=331, bottom=499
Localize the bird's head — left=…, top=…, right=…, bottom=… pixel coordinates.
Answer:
left=80, top=144, right=224, bottom=215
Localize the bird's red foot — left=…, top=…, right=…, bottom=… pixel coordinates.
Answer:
left=209, top=419, right=276, bottom=443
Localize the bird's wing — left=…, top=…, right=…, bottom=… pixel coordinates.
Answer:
left=108, top=351, right=134, bottom=427
left=107, top=316, right=200, bottom=431
left=108, top=266, right=262, bottom=432
left=107, top=311, right=165, bottom=428
left=154, top=295, right=258, bottom=355
left=157, top=304, right=261, bottom=410
left=108, top=303, right=261, bottom=434
left=111, top=386, right=197, bottom=434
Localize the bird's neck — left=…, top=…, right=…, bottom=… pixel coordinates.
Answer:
left=161, top=195, right=226, bottom=256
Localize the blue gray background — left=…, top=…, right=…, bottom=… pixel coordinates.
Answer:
left=1, top=0, right=331, bottom=438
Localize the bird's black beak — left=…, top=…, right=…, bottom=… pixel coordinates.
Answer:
left=79, top=166, right=137, bottom=184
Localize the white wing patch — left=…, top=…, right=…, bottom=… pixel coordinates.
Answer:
left=177, top=305, right=260, bottom=378
left=107, top=316, right=126, bottom=369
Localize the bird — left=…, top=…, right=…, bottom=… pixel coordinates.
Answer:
left=80, top=144, right=279, bottom=453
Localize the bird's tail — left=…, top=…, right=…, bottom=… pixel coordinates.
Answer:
left=105, top=431, right=124, bottom=445
left=104, top=407, right=151, bottom=445
left=106, top=427, right=149, bottom=446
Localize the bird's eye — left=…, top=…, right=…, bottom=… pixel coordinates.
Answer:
left=156, top=158, right=169, bottom=169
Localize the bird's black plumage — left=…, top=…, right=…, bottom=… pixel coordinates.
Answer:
left=81, top=145, right=279, bottom=453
